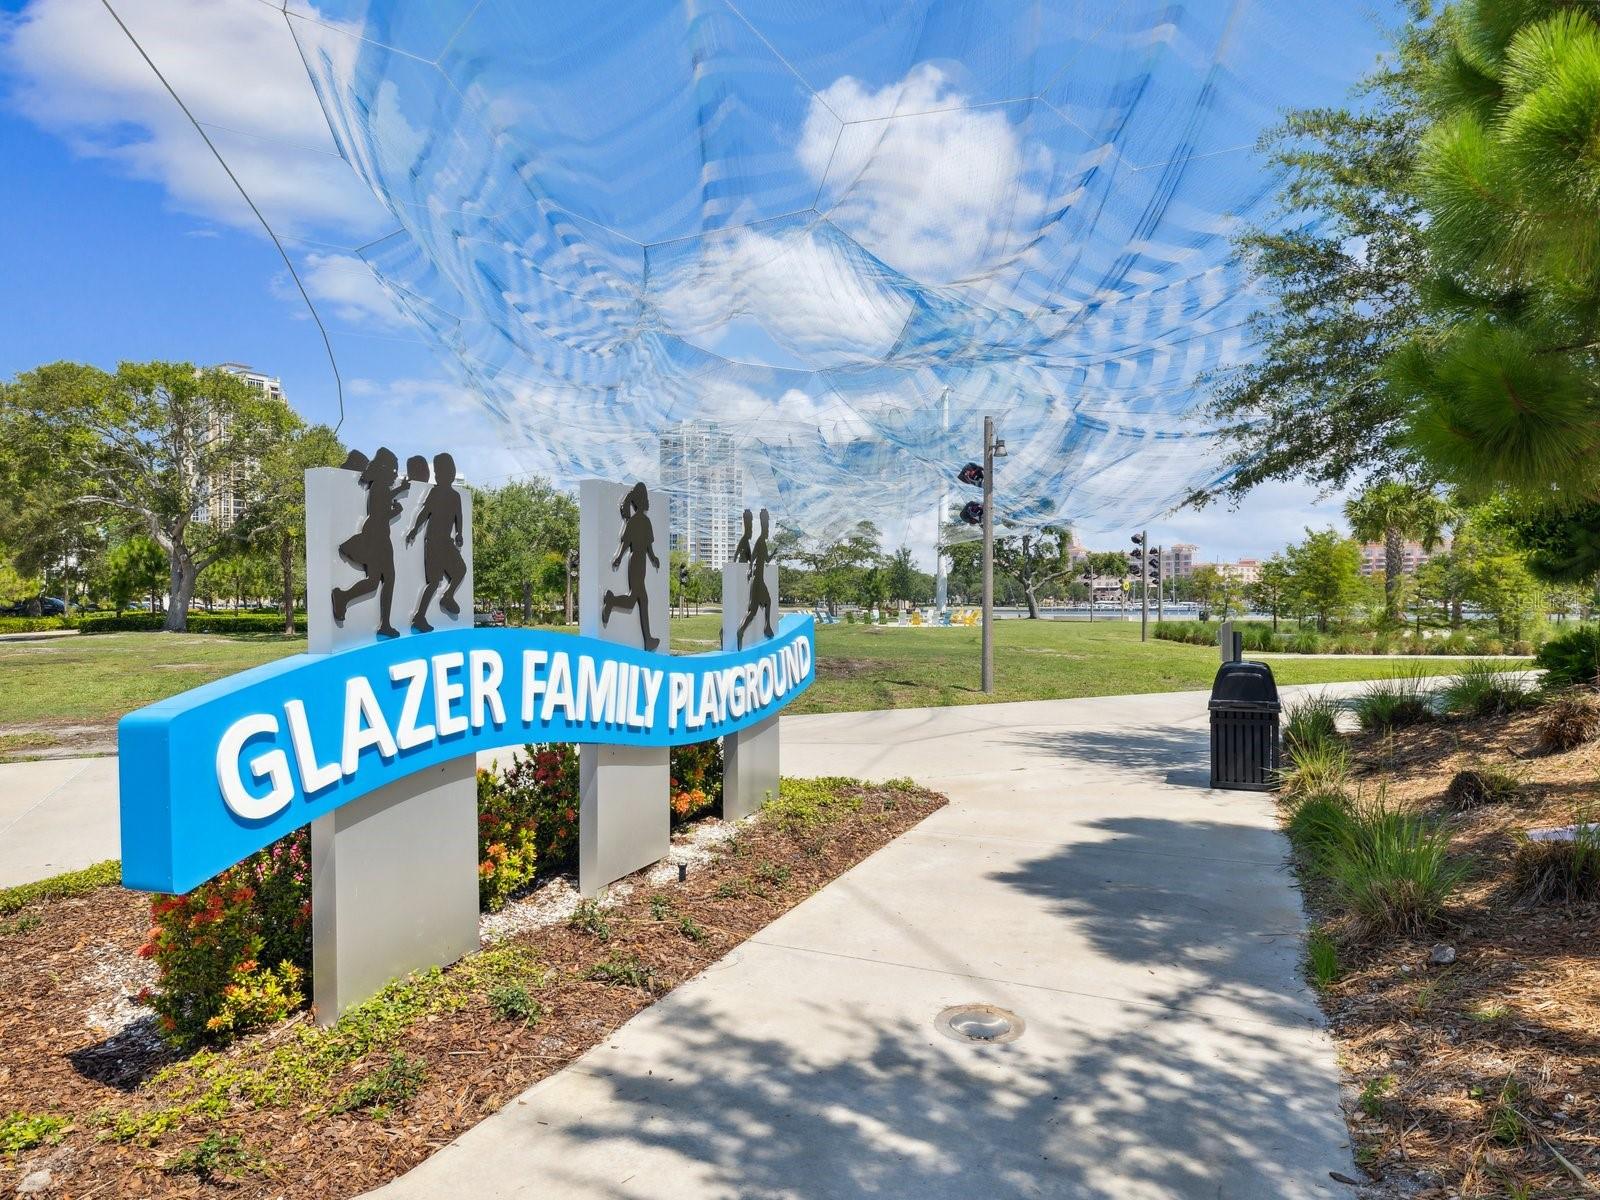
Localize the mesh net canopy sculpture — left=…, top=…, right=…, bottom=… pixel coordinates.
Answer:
left=101, top=0, right=1380, bottom=537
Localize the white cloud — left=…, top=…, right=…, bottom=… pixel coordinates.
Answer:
left=1, top=0, right=388, bottom=238
left=293, top=252, right=406, bottom=327
left=799, top=64, right=1050, bottom=283
left=653, top=225, right=912, bottom=368
left=1152, top=479, right=1355, bottom=565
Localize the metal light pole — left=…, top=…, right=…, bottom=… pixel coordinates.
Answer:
left=1155, top=545, right=1165, bottom=624
left=981, top=415, right=996, bottom=694
left=1139, top=529, right=1149, bottom=641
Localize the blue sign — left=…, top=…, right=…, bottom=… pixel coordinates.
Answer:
left=119, top=615, right=815, bottom=893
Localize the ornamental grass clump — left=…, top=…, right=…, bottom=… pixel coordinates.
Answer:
left=1513, top=820, right=1600, bottom=906
left=1275, top=736, right=1351, bottom=800
left=1283, top=691, right=1343, bottom=755
left=1326, top=796, right=1465, bottom=941
left=1351, top=668, right=1433, bottom=733
left=1536, top=688, right=1600, bottom=754
left=1444, top=762, right=1522, bottom=811
left=1437, top=660, right=1534, bottom=719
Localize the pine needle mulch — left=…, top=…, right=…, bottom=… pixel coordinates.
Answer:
left=1305, top=708, right=1600, bottom=1199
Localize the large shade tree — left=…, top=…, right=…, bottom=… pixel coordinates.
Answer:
left=1, top=361, right=301, bottom=630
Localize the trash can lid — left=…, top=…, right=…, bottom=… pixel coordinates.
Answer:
left=1209, top=659, right=1279, bottom=705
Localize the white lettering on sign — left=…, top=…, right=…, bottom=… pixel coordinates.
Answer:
left=433, top=652, right=469, bottom=736
left=390, top=658, right=436, bottom=750
left=205, top=634, right=813, bottom=819
left=469, top=649, right=506, bottom=729
left=217, top=712, right=294, bottom=820
left=342, top=676, right=398, bottom=774
left=543, top=652, right=574, bottom=722
left=284, top=699, right=340, bottom=794
left=578, top=655, right=617, bottom=724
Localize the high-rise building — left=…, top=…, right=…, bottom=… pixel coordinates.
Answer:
left=1161, top=543, right=1198, bottom=579
left=198, top=363, right=283, bottom=527
left=1360, top=540, right=1448, bottom=577
left=658, top=420, right=744, bottom=566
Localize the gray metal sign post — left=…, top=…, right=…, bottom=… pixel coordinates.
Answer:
left=304, top=451, right=480, bottom=1024
left=722, top=507, right=780, bottom=820
left=578, top=480, right=671, bottom=897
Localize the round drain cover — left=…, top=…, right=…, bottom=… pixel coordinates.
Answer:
left=935, top=1004, right=1025, bottom=1044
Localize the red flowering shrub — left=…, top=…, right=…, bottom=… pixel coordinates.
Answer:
left=139, top=829, right=311, bottom=1047
left=670, top=739, right=722, bottom=825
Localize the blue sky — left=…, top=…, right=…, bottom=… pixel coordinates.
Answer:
left=0, top=0, right=1402, bottom=565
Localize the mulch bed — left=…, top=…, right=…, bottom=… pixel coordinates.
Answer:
left=1300, top=708, right=1600, bottom=1198
left=0, top=779, right=945, bottom=1197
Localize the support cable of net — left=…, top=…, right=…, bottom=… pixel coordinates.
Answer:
left=99, top=0, right=347, bottom=432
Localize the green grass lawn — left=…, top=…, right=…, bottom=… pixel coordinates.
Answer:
left=0, top=617, right=1519, bottom=758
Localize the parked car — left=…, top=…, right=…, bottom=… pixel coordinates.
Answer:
left=473, top=609, right=507, bottom=628
left=5, top=596, right=66, bottom=617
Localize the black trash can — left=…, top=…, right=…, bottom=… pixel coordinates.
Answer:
left=1208, top=660, right=1281, bottom=791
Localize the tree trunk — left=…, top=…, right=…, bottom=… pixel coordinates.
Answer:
left=280, top=534, right=296, bottom=635
left=564, top=572, right=573, bottom=624
left=165, top=549, right=196, bottom=632
left=1384, top=525, right=1403, bottom=623
left=1023, top=582, right=1040, bottom=619
left=522, top=579, right=532, bottom=624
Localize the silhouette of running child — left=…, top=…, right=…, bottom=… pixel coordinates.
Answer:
left=601, top=482, right=661, bottom=651
left=405, top=452, right=466, bottom=634
left=737, top=508, right=775, bottom=648
left=332, top=446, right=408, bottom=637
left=733, top=509, right=753, bottom=564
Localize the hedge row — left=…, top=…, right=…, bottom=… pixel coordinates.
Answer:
left=0, top=616, right=72, bottom=633
left=1153, top=619, right=1536, bottom=657
left=75, top=611, right=302, bottom=634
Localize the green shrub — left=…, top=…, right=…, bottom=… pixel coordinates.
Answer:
left=0, top=615, right=71, bottom=634
left=670, top=738, right=723, bottom=824
left=75, top=612, right=301, bottom=635
left=1476, top=637, right=1504, bottom=656
left=1512, top=821, right=1600, bottom=906
left=1327, top=799, right=1465, bottom=939
left=1437, top=661, right=1534, bottom=719
left=140, top=831, right=312, bottom=1047
left=1534, top=625, right=1600, bottom=689
left=487, top=983, right=543, bottom=1025
left=1536, top=688, right=1600, bottom=753
left=1350, top=669, right=1432, bottom=733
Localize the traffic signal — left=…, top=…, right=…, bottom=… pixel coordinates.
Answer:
left=956, top=462, right=984, bottom=487
left=959, top=500, right=983, bottom=525
left=677, top=564, right=689, bottom=587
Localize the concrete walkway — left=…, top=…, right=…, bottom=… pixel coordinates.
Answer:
left=0, top=757, right=119, bottom=888
left=368, top=687, right=1358, bottom=1200
left=0, top=689, right=1360, bottom=1195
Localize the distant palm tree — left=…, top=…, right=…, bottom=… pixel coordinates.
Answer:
left=1343, top=483, right=1453, bottom=625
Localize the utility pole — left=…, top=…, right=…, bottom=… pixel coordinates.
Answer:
left=981, top=415, right=996, bottom=694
